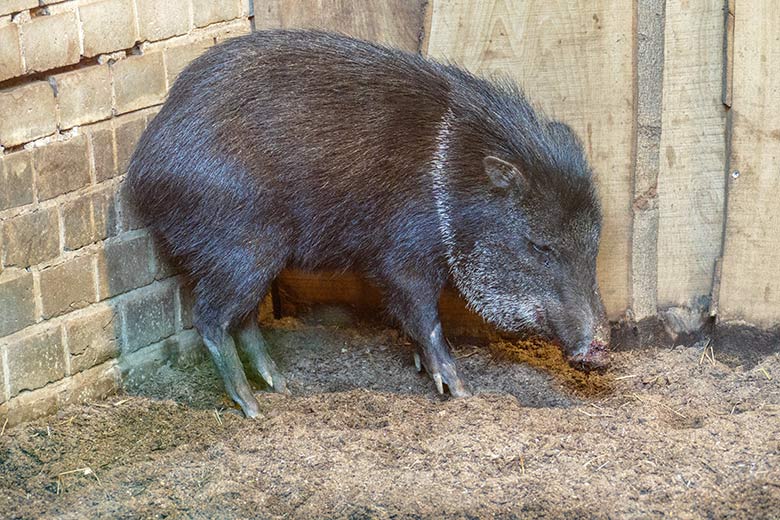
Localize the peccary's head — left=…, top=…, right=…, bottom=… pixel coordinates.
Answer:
left=444, top=118, right=609, bottom=370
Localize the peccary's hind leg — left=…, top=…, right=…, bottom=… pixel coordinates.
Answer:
left=196, top=320, right=262, bottom=418
left=192, top=243, right=288, bottom=418
left=380, top=268, right=471, bottom=398
left=234, top=316, right=288, bottom=394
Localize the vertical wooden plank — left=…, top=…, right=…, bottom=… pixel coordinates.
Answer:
left=655, top=0, right=727, bottom=308
left=630, top=0, right=664, bottom=320
left=425, top=0, right=634, bottom=319
left=253, top=0, right=428, bottom=51
left=719, top=0, right=780, bottom=326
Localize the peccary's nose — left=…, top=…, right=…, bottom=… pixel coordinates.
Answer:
left=567, top=339, right=610, bottom=372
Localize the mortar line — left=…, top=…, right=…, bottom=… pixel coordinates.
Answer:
left=31, top=267, right=43, bottom=323
left=1, top=343, right=9, bottom=405
left=61, top=321, right=72, bottom=377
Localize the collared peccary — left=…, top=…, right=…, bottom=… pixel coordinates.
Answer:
left=127, top=29, right=609, bottom=417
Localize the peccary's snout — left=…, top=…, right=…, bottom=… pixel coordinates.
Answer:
left=566, top=320, right=610, bottom=372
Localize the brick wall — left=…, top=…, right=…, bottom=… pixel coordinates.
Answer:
left=0, top=0, right=252, bottom=426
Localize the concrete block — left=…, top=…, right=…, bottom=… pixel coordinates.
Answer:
left=136, top=0, right=190, bottom=41
left=179, top=281, right=194, bottom=329
left=33, top=134, right=91, bottom=201
left=115, top=180, right=145, bottom=231
left=90, top=126, right=117, bottom=182
left=0, top=270, right=36, bottom=337
left=20, top=11, right=80, bottom=72
left=62, top=187, right=118, bottom=250
left=54, top=64, right=113, bottom=129
left=192, top=0, right=241, bottom=28
left=64, top=304, right=119, bottom=373
left=0, top=1, right=38, bottom=16
left=96, top=233, right=154, bottom=298
left=39, top=255, right=97, bottom=319
left=0, top=384, right=58, bottom=427
left=6, top=325, right=65, bottom=397
left=121, top=282, right=176, bottom=353
left=1, top=207, right=60, bottom=267
left=164, top=38, right=212, bottom=85
left=114, top=113, right=146, bottom=173
left=112, top=52, right=166, bottom=114
left=79, top=0, right=137, bottom=57
left=0, top=149, right=34, bottom=211
left=0, top=22, right=23, bottom=81
left=0, top=360, right=119, bottom=428
left=0, top=81, right=56, bottom=147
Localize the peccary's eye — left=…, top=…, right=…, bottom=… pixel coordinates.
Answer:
left=529, top=240, right=552, bottom=255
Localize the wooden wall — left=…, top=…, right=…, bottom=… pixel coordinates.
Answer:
left=252, top=0, right=780, bottom=332
left=719, top=0, right=780, bottom=328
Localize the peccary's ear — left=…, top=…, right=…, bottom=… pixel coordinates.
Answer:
left=483, top=156, right=524, bottom=190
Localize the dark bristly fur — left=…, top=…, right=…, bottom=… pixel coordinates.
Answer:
left=127, top=29, right=610, bottom=417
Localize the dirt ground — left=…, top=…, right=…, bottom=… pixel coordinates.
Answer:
left=1, top=307, right=779, bottom=519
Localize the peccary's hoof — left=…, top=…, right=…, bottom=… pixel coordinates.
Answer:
left=415, top=352, right=471, bottom=397
left=240, top=396, right=262, bottom=419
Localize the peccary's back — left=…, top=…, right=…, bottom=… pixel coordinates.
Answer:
left=128, top=30, right=467, bottom=272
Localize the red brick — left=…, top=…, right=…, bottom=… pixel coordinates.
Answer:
left=1, top=207, right=60, bottom=267
left=33, top=135, right=91, bottom=201
left=39, top=255, right=97, bottom=319
left=6, top=325, right=65, bottom=397
left=0, top=81, right=57, bottom=147
left=79, top=0, right=137, bottom=57
left=20, top=11, right=80, bottom=72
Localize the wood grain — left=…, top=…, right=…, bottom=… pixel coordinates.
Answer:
left=719, top=0, right=780, bottom=326
left=278, top=270, right=494, bottom=335
left=253, top=0, right=428, bottom=51
left=425, top=0, right=634, bottom=318
left=656, top=0, right=727, bottom=308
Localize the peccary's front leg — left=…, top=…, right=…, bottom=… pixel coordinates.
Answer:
left=413, top=320, right=471, bottom=397
left=381, top=270, right=470, bottom=397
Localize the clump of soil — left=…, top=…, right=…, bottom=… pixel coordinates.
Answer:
left=1, top=311, right=779, bottom=519
left=491, top=337, right=614, bottom=397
